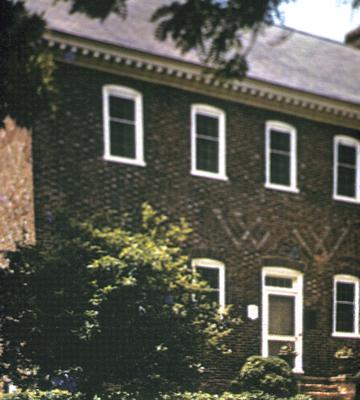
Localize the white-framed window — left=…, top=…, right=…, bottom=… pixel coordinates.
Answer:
left=333, top=136, right=360, bottom=204
left=265, top=121, right=298, bottom=193
left=192, top=258, right=225, bottom=307
left=191, top=104, right=227, bottom=181
left=333, top=275, right=360, bottom=338
left=103, top=85, right=145, bottom=166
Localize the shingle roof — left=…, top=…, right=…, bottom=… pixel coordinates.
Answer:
left=27, top=0, right=360, bottom=105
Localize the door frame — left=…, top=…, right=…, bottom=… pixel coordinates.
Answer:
left=261, top=267, right=304, bottom=373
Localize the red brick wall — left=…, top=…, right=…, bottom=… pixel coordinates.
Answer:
left=32, top=63, right=360, bottom=385
left=0, top=117, right=35, bottom=255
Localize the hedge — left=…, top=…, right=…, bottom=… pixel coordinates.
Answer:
left=0, top=390, right=83, bottom=400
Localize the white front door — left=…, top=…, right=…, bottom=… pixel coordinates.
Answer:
left=262, top=267, right=303, bottom=373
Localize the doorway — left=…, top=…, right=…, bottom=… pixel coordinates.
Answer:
left=262, top=267, right=303, bottom=373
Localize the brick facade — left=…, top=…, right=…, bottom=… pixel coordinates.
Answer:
left=0, top=117, right=35, bottom=255
left=33, top=62, right=360, bottom=385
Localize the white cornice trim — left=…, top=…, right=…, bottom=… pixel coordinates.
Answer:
left=44, top=30, right=360, bottom=130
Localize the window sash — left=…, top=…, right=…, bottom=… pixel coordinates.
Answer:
left=196, top=265, right=220, bottom=305
left=265, top=122, right=297, bottom=192
left=336, top=302, right=355, bottom=333
left=103, top=85, right=145, bottom=166
left=196, top=137, right=219, bottom=173
left=191, top=105, right=226, bottom=180
left=192, top=259, right=225, bottom=307
left=270, top=151, right=291, bottom=186
left=334, top=277, right=359, bottom=336
left=109, top=119, right=136, bottom=159
left=334, top=137, right=359, bottom=202
left=195, top=113, right=220, bottom=174
left=269, top=131, right=291, bottom=186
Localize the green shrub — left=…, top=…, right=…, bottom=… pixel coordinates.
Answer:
left=0, top=390, right=83, bottom=400
left=233, top=356, right=296, bottom=397
left=162, top=392, right=311, bottom=400
left=94, top=391, right=312, bottom=400
left=2, top=390, right=310, bottom=400
left=220, top=392, right=312, bottom=400
left=94, top=391, right=139, bottom=400
left=160, top=391, right=312, bottom=400
left=1, top=389, right=310, bottom=400
left=161, top=392, right=219, bottom=400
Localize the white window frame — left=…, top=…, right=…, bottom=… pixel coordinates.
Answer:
left=333, top=136, right=360, bottom=204
left=103, top=85, right=145, bottom=166
left=333, top=274, right=360, bottom=338
left=262, top=267, right=303, bottom=374
left=265, top=121, right=299, bottom=193
left=191, top=104, right=227, bottom=181
left=192, top=258, right=225, bottom=308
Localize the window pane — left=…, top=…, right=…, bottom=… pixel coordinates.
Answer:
left=109, top=96, right=135, bottom=121
left=196, top=114, right=219, bottom=138
left=196, top=138, right=219, bottom=173
left=337, top=282, right=355, bottom=302
left=202, top=290, right=219, bottom=305
left=339, top=144, right=356, bottom=166
left=336, top=303, right=354, bottom=332
left=270, top=153, right=290, bottom=186
left=337, top=166, right=356, bottom=197
left=271, top=130, right=290, bottom=152
left=197, top=267, right=219, bottom=290
left=269, top=295, right=295, bottom=335
left=110, top=121, right=135, bottom=158
left=265, top=277, right=293, bottom=288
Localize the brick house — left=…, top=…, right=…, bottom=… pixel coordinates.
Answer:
left=26, top=0, right=360, bottom=386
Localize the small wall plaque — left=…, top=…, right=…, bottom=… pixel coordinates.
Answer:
left=247, top=304, right=259, bottom=320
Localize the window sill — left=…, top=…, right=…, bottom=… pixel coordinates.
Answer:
left=332, top=332, right=360, bottom=339
left=265, top=183, right=299, bottom=194
left=191, top=170, right=229, bottom=181
left=333, top=195, right=360, bottom=205
left=293, top=368, right=304, bottom=374
left=104, top=154, right=146, bottom=167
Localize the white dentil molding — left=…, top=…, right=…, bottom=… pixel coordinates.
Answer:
left=45, top=30, right=360, bottom=130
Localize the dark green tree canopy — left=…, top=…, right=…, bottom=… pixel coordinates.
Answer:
left=2, top=0, right=359, bottom=127
left=0, top=0, right=56, bottom=127
left=1, top=205, right=239, bottom=396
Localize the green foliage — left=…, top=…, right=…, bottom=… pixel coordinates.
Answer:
left=1, top=204, right=239, bottom=395
left=0, top=0, right=56, bottom=127
left=0, top=390, right=313, bottom=400
left=0, top=390, right=83, bottom=400
left=58, top=0, right=128, bottom=20
left=233, top=356, right=296, bottom=397
left=172, top=393, right=312, bottom=400
left=93, top=390, right=312, bottom=400
left=169, top=392, right=312, bottom=400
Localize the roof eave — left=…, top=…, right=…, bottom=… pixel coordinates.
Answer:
left=44, top=29, right=360, bottom=130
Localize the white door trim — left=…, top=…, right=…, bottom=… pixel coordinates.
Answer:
left=262, top=267, right=304, bottom=373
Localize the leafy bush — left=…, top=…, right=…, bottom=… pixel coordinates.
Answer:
left=233, top=356, right=296, bottom=397
left=161, top=392, right=218, bottom=400
left=0, top=390, right=312, bottom=400
left=0, top=390, right=83, bottom=400
left=2, top=204, right=239, bottom=395
left=162, top=392, right=312, bottom=400
left=94, top=391, right=312, bottom=400
left=94, top=392, right=139, bottom=400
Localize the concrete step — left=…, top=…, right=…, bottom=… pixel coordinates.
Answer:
left=304, top=392, right=348, bottom=400
left=298, top=375, right=333, bottom=384
left=300, top=383, right=339, bottom=393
